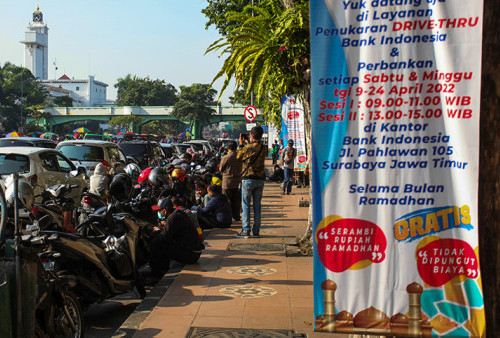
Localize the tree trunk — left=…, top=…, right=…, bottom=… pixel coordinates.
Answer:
left=479, top=0, right=500, bottom=335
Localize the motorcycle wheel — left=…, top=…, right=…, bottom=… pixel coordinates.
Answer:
left=54, top=290, right=84, bottom=338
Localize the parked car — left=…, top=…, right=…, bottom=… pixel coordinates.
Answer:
left=0, top=137, right=57, bottom=148
left=0, top=147, right=88, bottom=205
left=83, top=133, right=112, bottom=141
left=56, top=140, right=128, bottom=176
left=172, top=143, right=195, bottom=156
left=118, top=140, right=165, bottom=169
left=160, top=143, right=178, bottom=158
left=186, top=140, right=216, bottom=155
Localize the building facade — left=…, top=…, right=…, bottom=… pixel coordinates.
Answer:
left=42, top=75, right=108, bottom=107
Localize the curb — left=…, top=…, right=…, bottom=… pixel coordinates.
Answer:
left=112, top=263, right=183, bottom=338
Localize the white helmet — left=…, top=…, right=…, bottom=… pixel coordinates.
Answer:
left=124, top=163, right=141, bottom=181
left=5, top=175, right=34, bottom=210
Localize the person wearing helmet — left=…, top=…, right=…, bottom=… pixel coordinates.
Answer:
left=172, top=153, right=192, bottom=175
left=109, top=173, right=134, bottom=202
left=148, top=167, right=170, bottom=188
left=137, top=167, right=153, bottom=187
left=196, top=184, right=232, bottom=229
left=124, top=163, right=141, bottom=182
left=89, top=163, right=110, bottom=198
left=149, top=197, right=204, bottom=278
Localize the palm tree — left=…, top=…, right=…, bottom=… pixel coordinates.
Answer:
left=206, top=0, right=310, bottom=130
left=206, top=0, right=313, bottom=249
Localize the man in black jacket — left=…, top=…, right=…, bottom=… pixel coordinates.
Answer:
left=149, top=197, right=204, bottom=278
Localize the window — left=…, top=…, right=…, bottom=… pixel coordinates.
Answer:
left=76, top=86, right=79, bottom=90
left=108, top=147, right=126, bottom=163
left=57, top=145, right=104, bottom=162
left=56, top=154, right=74, bottom=173
left=0, top=154, right=30, bottom=175
left=39, top=152, right=58, bottom=172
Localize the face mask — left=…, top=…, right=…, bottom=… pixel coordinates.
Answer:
left=158, top=211, right=165, bottom=220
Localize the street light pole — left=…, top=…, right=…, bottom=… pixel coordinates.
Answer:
left=20, top=73, right=24, bottom=134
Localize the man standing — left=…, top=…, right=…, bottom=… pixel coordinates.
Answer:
left=271, top=140, right=280, bottom=164
left=282, top=140, right=297, bottom=195
left=236, top=126, right=266, bottom=238
left=219, top=141, right=242, bottom=221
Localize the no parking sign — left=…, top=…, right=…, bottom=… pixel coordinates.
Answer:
left=244, top=105, right=257, bottom=122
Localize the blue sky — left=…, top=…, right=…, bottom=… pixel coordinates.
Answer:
left=0, top=0, right=234, bottom=104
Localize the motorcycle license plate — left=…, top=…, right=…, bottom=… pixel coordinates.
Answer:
left=43, top=261, right=55, bottom=271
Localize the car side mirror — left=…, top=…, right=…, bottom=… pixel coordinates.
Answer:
left=70, top=166, right=87, bottom=177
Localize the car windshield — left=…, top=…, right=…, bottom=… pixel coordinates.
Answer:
left=189, top=143, right=204, bottom=152
left=58, top=145, right=104, bottom=162
left=0, top=140, right=34, bottom=147
left=161, top=147, right=174, bottom=157
left=85, top=135, right=103, bottom=140
left=0, top=154, right=30, bottom=175
left=118, top=143, right=146, bottom=160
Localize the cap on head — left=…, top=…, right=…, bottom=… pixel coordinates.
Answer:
left=288, top=139, right=294, bottom=145
left=157, top=198, right=174, bottom=212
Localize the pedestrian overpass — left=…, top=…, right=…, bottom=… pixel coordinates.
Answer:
left=33, top=105, right=263, bottom=139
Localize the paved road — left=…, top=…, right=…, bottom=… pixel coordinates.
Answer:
left=83, top=263, right=183, bottom=337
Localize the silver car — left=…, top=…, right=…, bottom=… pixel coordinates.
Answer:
left=0, top=147, right=88, bottom=205
left=56, top=140, right=128, bottom=176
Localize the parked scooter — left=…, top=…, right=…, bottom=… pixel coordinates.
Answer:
left=45, top=200, right=147, bottom=308
left=0, top=175, right=84, bottom=337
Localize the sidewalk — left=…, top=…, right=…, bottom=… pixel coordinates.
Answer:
left=124, top=179, right=338, bottom=337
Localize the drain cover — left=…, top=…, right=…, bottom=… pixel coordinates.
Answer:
left=187, top=327, right=307, bottom=337
left=227, top=243, right=284, bottom=252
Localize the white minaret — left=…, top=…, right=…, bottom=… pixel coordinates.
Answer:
left=21, top=6, right=49, bottom=79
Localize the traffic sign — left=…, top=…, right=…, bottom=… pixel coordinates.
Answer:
left=244, top=105, right=257, bottom=122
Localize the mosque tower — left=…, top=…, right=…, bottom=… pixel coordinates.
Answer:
left=21, top=5, right=49, bottom=79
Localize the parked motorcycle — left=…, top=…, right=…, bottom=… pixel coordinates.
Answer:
left=0, top=176, right=84, bottom=337
left=45, top=202, right=146, bottom=308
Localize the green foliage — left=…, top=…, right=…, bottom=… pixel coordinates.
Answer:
left=202, top=0, right=249, bottom=36
left=0, top=62, right=49, bottom=132
left=114, top=74, right=178, bottom=106
left=205, top=0, right=310, bottom=126
left=109, top=116, right=144, bottom=133
left=171, top=84, right=218, bottom=127
left=52, top=95, right=74, bottom=107
left=142, top=120, right=186, bottom=135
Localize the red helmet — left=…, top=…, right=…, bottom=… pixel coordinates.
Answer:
left=138, top=167, right=153, bottom=183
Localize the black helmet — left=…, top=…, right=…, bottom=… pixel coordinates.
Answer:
left=148, top=167, right=171, bottom=188
left=109, top=173, right=134, bottom=201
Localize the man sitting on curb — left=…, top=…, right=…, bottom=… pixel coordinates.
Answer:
left=196, top=184, right=233, bottom=229
left=150, top=197, right=204, bottom=278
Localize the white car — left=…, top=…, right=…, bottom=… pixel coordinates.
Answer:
left=0, top=147, right=88, bottom=205
left=56, top=140, right=128, bottom=176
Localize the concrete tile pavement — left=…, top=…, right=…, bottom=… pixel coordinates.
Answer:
left=130, top=176, right=346, bottom=337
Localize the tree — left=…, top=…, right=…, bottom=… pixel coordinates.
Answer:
left=0, top=62, right=48, bottom=132
left=52, top=95, right=74, bottom=107
left=205, top=0, right=310, bottom=130
left=142, top=119, right=186, bottom=136
left=202, top=0, right=250, bottom=36
left=115, top=74, right=178, bottom=106
left=205, top=0, right=312, bottom=247
left=109, top=116, right=144, bottom=133
left=171, top=83, right=218, bottom=129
